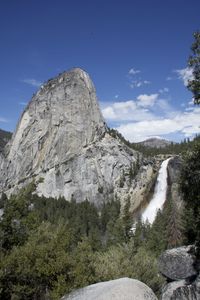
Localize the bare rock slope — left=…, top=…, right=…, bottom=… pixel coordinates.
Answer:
left=0, top=68, right=152, bottom=206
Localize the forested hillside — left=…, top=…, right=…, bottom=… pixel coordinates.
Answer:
left=0, top=181, right=184, bottom=299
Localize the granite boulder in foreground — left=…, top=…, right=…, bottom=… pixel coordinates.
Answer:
left=61, top=277, right=158, bottom=300
left=158, top=245, right=197, bottom=281
left=159, top=246, right=200, bottom=300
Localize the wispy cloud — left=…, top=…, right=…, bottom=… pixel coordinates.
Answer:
left=159, top=87, right=169, bottom=94
left=128, top=68, right=141, bottom=75
left=166, top=76, right=173, bottom=81
left=0, top=117, right=9, bottom=123
left=19, top=102, right=28, bottom=106
left=127, top=67, right=150, bottom=89
left=175, top=67, right=194, bottom=86
left=21, top=78, right=42, bottom=87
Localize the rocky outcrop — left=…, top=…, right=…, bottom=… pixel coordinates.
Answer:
left=159, top=246, right=197, bottom=281
left=159, top=246, right=200, bottom=300
left=0, top=68, right=153, bottom=207
left=161, top=277, right=200, bottom=300
left=61, top=277, right=158, bottom=300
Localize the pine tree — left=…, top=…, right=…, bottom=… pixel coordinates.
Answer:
left=165, top=198, right=183, bottom=249
left=122, top=196, right=132, bottom=242
left=180, top=141, right=200, bottom=254
left=188, top=31, right=200, bottom=104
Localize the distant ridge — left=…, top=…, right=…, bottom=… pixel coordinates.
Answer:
left=137, top=138, right=172, bottom=149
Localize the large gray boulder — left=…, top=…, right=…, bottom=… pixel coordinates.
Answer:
left=159, top=246, right=197, bottom=281
left=159, top=246, right=200, bottom=299
left=61, top=278, right=158, bottom=300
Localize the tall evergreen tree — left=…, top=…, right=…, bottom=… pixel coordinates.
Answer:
left=165, top=198, right=183, bottom=249
left=180, top=141, right=200, bottom=254
left=188, top=31, right=200, bottom=104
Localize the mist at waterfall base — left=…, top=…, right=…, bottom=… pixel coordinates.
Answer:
left=131, top=158, right=172, bottom=231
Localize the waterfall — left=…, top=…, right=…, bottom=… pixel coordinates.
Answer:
left=141, top=157, right=171, bottom=224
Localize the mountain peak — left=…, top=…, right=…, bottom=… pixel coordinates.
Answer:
left=1, top=69, right=145, bottom=205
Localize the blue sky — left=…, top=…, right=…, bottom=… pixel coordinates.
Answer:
left=0, top=0, right=200, bottom=142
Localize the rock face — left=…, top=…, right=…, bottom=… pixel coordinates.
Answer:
left=0, top=68, right=150, bottom=206
left=159, top=246, right=200, bottom=300
left=159, top=246, right=197, bottom=281
left=161, top=279, right=200, bottom=300
left=61, top=277, right=158, bottom=300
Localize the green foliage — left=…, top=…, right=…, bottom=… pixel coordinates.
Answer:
left=0, top=222, right=73, bottom=300
left=165, top=198, right=183, bottom=249
left=0, top=186, right=38, bottom=251
left=93, top=243, right=164, bottom=296
left=0, top=182, right=183, bottom=299
left=71, top=238, right=95, bottom=289
left=122, top=196, right=132, bottom=242
left=180, top=140, right=200, bottom=253
left=0, top=193, right=7, bottom=209
left=188, top=31, right=200, bottom=104
left=108, top=126, right=200, bottom=157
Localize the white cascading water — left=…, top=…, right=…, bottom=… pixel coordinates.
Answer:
left=0, top=209, right=3, bottom=218
left=141, top=157, right=171, bottom=224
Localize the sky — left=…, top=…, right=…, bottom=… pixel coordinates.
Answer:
left=0, top=0, right=200, bottom=142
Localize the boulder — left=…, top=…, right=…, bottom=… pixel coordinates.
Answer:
left=158, top=246, right=197, bottom=281
left=161, top=280, right=186, bottom=300
left=61, top=277, right=158, bottom=300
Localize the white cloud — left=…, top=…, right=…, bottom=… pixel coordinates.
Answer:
left=101, top=89, right=200, bottom=142
left=21, top=78, right=42, bottom=87
left=137, top=94, right=158, bottom=107
left=102, top=100, right=154, bottom=122
left=129, top=68, right=141, bottom=75
left=175, top=67, right=194, bottom=86
left=101, top=93, right=172, bottom=123
left=115, top=107, right=200, bottom=142
left=115, top=95, right=119, bottom=99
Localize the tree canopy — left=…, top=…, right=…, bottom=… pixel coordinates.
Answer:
left=188, top=31, right=200, bottom=104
